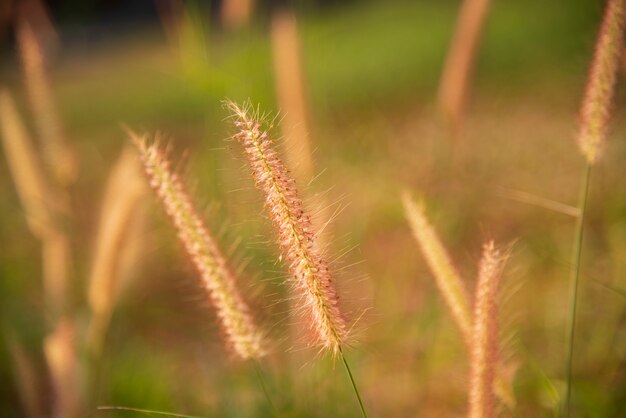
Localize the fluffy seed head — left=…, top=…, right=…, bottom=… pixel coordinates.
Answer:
left=226, top=101, right=348, bottom=354
left=469, top=241, right=504, bottom=418
left=132, top=132, right=265, bottom=360
left=402, top=191, right=472, bottom=342
left=577, top=0, right=625, bottom=164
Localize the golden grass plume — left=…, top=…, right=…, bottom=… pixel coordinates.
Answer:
left=132, top=132, right=266, bottom=360
left=226, top=100, right=348, bottom=354
left=577, top=0, right=625, bottom=164
left=469, top=241, right=505, bottom=418
left=0, top=89, right=69, bottom=317
left=17, top=18, right=77, bottom=185
left=87, top=145, right=147, bottom=355
left=401, top=191, right=472, bottom=341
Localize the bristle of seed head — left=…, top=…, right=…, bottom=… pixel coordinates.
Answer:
left=401, top=191, right=472, bottom=342
left=577, top=0, right=625, bottom=164
left=131, top=132, right=265, bottom=360
left=469, top=241, right=504, bottom=418
left=226, top=100, right=348, bottom=354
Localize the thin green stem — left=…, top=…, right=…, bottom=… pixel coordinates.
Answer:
left=252, top=360, right=278, bottom=415
left=564, top=162, right=591, bottom=417
left=339, top=345, right=369, bottom=418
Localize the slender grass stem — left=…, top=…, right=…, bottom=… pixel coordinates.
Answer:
left=252, top=360, right=278, bottom=415
left=564, top=162, right=591, bottom=417
left=339, top=345, right=369, bottom=418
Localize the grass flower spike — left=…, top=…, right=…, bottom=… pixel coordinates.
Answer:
left=469, top=241, right=504, bottom=418
left=226, top=101, right=347, bottom=354
left=401, top=191, right=472, bottom=341
left=132, top=133, right=265, bottom=360
left=577, top=0, right=625, bottom=164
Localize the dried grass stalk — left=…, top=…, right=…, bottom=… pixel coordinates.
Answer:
left=403, top=192, right=516, bottom=409
left=437, top=0, right=491, bottom=135
left=577, top=0, right=625, bottom=164
left=469, top=241, right=504, bottom=418
left=227, top=101, right=347, bottom=354
left=0, top=90, right=68, bottom=316
left=132, top=133, right=265, bottom=360
left=17, top=18, right=76, bottom=185
left=271, top=9, right=314, bottom=184
left=401, top=192, right=472, bottom=341
left=87, top=145, right=146, bottom=354
left=44, top=319, right=80, bottom=418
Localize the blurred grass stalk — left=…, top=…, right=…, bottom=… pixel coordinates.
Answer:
left=469, top=241, right=505, bottom=418
left=221, top=0, right=255, bottom=30
left=17, top=16, right=77, bottom=186
left=437, top=0, right=491, bottom=140
left=270, top=8, right=314, bottom=186
left=87, top=145, right=147, bottom=358
left=0, top=90, right=68, bottom=320
left=565, top=0, right=625, bottom=416
left=402, top=192, right=516, bottom=410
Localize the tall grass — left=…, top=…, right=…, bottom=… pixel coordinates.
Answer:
left=565, top=1, right=625, bottom=416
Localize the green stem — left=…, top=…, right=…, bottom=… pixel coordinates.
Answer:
left=339, top=345, right=369, bottom=418
left=564, top=162, right=591, bottom=417
left=252, top=360, right=278, bottom=415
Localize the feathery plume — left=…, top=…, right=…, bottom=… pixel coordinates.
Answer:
left=87, top=145, right=146, bottom=355
left=577, top=0, right=625, bottom=164
left=132, top=133, right=265, bottom=360
left=469, top=241, right=504, bottom=418
left=17, top=18, right=77, bottom=185
left=226, top=101, right=348, bottom=354
left=401, top=191, right=472, bottom=341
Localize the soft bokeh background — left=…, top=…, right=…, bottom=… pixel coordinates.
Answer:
left=1, top=0, right=625, bottom=417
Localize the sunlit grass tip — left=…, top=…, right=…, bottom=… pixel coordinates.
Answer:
left=577, top=0, right=625, bottom=164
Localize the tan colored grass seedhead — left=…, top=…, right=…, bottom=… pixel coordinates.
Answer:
left=226, top=101, right=348, bottom=355
left=469, top=241, right=505, bottom=418
left=577, top=0, right=625, bottom=164
left=132, top=133, right=265, bottom=360
left=401, top=191, right=472, bottom=342
left=87, top=145, right=147, bottom=355
left=402, top=192, right=516, bottom=409
left=17, top=18, right=77, bottom=185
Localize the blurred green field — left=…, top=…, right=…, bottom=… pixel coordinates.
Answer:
left=1, top=0, right=626, bottom=417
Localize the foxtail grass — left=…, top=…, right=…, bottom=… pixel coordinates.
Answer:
left=565, top=1, right=625, bottom=416
left=132, top=133, right=266, bottom=360
left=0, top=89, right=69, bottom=319
left=469, top=241, right=505, bottom=418
left=401, top=192, right=472, bottom=341
left=17, top=18, right=77, bottom=186
left=271, top=9, right=314, bottom=185
left=227, top=101, right=368, bottom=418
left=87, top=145, right=147, bottom=356
left=437, top=0, right=491, bottom=138
left=402, top=192, right=516, bottom=409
